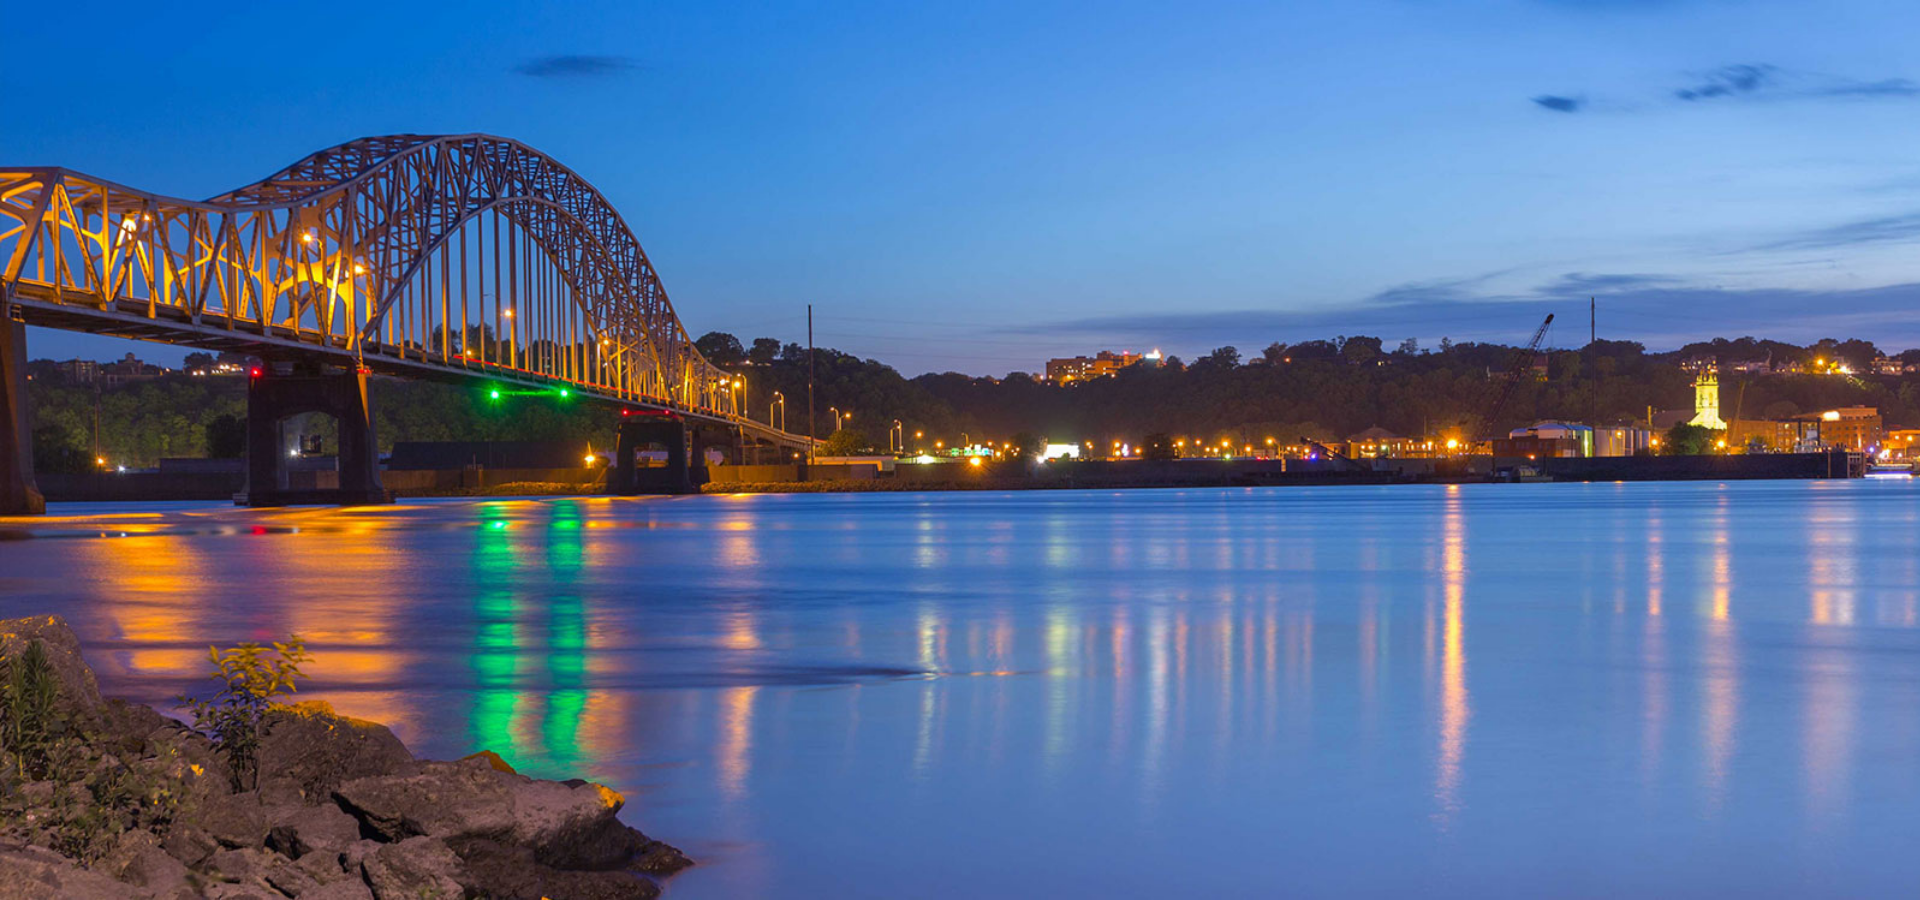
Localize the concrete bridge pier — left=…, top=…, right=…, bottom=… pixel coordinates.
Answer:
left=242, top=363, right=389, bottom=507
left=609, top=414, right=696, bottom=495
left=0, top=313, right=45, bottom=515
left=689, top=425, right=736, bottom=488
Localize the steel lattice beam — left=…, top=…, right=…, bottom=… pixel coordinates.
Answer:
left=0, top=134, right=793, bottom=445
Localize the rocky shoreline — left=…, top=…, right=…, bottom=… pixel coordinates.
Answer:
left=0, top=615, right=689, bottom=899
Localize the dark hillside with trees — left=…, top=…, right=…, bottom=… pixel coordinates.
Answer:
left=26, top=330, right=1920, bottom=467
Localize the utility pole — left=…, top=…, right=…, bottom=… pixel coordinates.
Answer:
left=1589, top=296, right=1598, bottom=432
left=807, top=304, right=816, bottom=463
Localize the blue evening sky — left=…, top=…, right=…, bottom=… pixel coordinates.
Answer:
left=10, top=0, right=1920, bottom=374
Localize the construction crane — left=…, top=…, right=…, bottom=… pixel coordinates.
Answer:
left=1474, top=314, right=1555, bottom=441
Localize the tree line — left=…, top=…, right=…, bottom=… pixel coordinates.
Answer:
left=696, top=331, right=1920, bottom=453
left=25, top=330, right=1920, bottom=470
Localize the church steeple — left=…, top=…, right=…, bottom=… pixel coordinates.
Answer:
left=1690, top=364, right=1727, bottom=430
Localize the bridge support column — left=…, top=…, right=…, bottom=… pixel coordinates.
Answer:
left=608, top=414, right=696, bottom=495
left=0, top=314, right=45, bottom=516
left=242, top=364, right=389, bottom=508
left=689, top=425, right=733, bottom=489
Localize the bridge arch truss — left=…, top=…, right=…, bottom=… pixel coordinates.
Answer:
left=0, top=134, right=761, bottom=424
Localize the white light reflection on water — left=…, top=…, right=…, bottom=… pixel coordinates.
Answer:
left=4, top=481, right=1920, bottom=897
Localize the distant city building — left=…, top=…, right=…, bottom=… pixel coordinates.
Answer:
left=1493, top=430, right=1583, bottom=459
left=188, top=361, right=248, bottom=377
left=1499, top=422, right=1590, bottom=458
left=1343, top=426, right=1416, bottom=458
left=53, top=358, right=100, bottom=384
left=1040, top=441, right=1080, bottom=460
left=1725, top=417, right=1809, bottom=453
left=1722, top=407, right=1880, bottom=453
left=1883, top=429, right=1920, bottom=460
left=100, top=352, right=168, bottom=385
left=1494, top=422, right=1652, bottom=458
left=1046, top=350, right=1147, bottom=384
left=1872, top=355, right=1908, bottom=376
left=1808, top=407, right=1882, bottom=452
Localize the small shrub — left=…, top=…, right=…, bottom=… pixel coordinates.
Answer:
left=0, top=640, right=71, bottom=781
left=181, top=636, right=311, bottom=791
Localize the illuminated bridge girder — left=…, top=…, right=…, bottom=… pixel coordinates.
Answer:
left=0, top=134, right=790, bottom=444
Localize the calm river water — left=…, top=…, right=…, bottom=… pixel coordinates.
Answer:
left=3, top=480, right=1919, bottom=897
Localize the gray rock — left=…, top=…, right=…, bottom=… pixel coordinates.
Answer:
left=301, top=879, right=376, bottom=900
left=201, top=884, right=283, bottom=900
left=629, top=838, right=694, bottom=876
left=181, top=789, right=268, bottom=849
left=340, top=839, right=384, bottom=874
left=147, top=720, right=236, bottom=789
left=0, top=846, right=151, bottom=899
left=452, top=837, right=661, bottom=900
left=335, top=756, right=628, bottom=861
left=160, top=823, right=220, bottom=868
left=97, top=829, right=191, bottom=894
left=541, top=815, right=690, bottom=872
left=0, top=614, right=103, bottom=721
left=266, top=802, right=364, bottom=859
left=461, top=749, right=515, bottom=773
left=203, top=847, right=276, bottom=885
left=293, top=848, right=354, bottom=886
left=361, top=836, right=467, bottom=900
left=263, top=856, right=322, bottom=897
left=97, top=697, right=169, bottom=757
left=257, top=700, right=414, bottom=805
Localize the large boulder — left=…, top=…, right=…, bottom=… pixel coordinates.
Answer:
left=0, top=615, right=103, bottom=721
left=266, top=802, right=365, bottom=860
left=361, top=836, right=467, bottom=900
left=178, top=789, right=268, bottom=850
left=257, top=700, right=414, bottom=804
left=95, top=830, right=191, bottom=897
left=334, top=756, right=629, bottom=862
left=96, top=697, right=170, bottom=757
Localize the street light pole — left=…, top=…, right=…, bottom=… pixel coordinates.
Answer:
left=807, top=304, right=815, bottom=462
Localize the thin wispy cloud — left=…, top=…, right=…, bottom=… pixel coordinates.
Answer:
left=1674, top=64, right=1775, bottom=101
left=1538, top=272, right=1678, bottom=295
left=1817, top=78, right=1920, bottom=98
left=512, top=55, right=638, bottom=79
left=1757, top=211, right=1920, bottom=252
left=1014, top=280, right=1920, bottom=354
left=1531, top=95, right=1584, bottom=113
left=1532, top=64, right=1920, bottom=113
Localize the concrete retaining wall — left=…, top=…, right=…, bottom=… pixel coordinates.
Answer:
left=1542, top=450, right=1856, bottom=481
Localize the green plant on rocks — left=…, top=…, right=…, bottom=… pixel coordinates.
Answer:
left=0, top=640, right=73, bottom=781
left=181, top=635, right=311, bottom=791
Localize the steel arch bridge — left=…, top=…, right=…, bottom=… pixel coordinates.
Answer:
left=0, top=134, right=798, bottom=447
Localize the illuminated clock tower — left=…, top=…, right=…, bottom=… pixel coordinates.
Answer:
left=1690, top=365, right=1727, bottom=430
